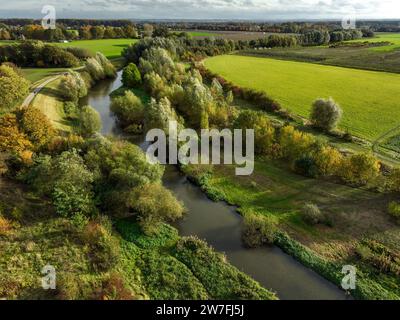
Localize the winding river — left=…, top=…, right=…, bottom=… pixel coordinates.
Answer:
left=80, top=71, right=349, bottom=300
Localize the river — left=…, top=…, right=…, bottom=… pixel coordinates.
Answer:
left=80, top=71, right=349, bottom=300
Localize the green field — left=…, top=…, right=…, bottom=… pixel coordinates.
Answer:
left=205, top=55, right=400, bottom=140
left=55, top=39, right=138, bottom=59
left=350, top=32, right=400, bottom=51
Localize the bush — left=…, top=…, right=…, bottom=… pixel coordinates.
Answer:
left=388, top=202, right=400, bottom=222
left=129, top=183, right=185, bottom=235
left=301, top=203, right=324, bottom=225
left=85, top=57, right=105, bottom=81
left=93, top=273, right=138, bottom=300
left=233, top=110, right=276, bottom=155
left=110, top=91, right=144, bottom=129
left=0, top=215, right=13, bottom=236
left=340, top=153, right=380, bottom=185
left=310, top=98, right=342, bottom=132
left=313, top=145, right=343, bottom=176
left=82, top=220, right=120, bottom=271
left=95, top=52, right=116, bottom=78
left=79, top=105, right=101, bottom=136
left=122, top=63, right=142, bottom=88
left=279, top=125, right=316, bottom=161
left=242, top=214, right=277, bottom=248
left=66, top=47, right=95, bottom=59
left=294, top=156, right=318, bottom=178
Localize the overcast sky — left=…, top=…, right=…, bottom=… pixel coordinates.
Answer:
left=1, top=0, right=400, bottom=20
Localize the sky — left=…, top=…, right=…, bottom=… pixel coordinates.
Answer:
left=1, top=0, right=400, bottom=20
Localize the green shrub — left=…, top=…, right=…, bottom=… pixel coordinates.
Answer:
left=242, top=214, right=277, bottom=248
left=110, top=91, right=144, bottom=129
left=129, top=183, right=185, bottom=235
left=294, top=155, right=318, bottom=178
left=79, top=105, right=101, bottom=136
left=301, top=203, right=324, bottom=225
left=310, top=97, right=342, bottom=132
left=82, top=220, right=120, bottom=271
left=388, top=202, right=400, bottom=222
left=122, top=63, right=142, bottom=88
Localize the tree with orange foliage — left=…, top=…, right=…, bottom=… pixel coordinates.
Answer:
left=0, top=114, right=32, bottom=153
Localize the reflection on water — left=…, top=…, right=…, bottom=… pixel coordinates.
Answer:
left=85, top=71, right=349, bottom=300
left=164, top=167, right=348, bottom=300
left=79, top=72, right=123, bottom=136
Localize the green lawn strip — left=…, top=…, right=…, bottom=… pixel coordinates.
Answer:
left=55, top=39, right=138, bottom=59
left=349, top=32, right=400, bottom=52
left=115, top=218, right=277, bottom=300
left=205, top=54, right=400, bottom=141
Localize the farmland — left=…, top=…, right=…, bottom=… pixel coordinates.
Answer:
left=350, top=32, right=400, bottom=52
left=55, top=39, right=138, bottom=59
left=204, top=54, right=400, bottom=140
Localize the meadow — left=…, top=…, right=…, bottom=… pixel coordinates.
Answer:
left=350, top=32, right=400, bottom=52
left=55, top=38, right=138, bottom=59
left=205, top=55, right=400, bottom=140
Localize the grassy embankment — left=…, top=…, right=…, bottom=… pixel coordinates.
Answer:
left=183, top=158, right=400, bottom=299
left=204, top=54, right=400, bottom=142
left=0, top=178, right=276, bottom=299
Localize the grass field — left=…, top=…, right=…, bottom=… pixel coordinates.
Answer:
left=31, top=78, right=74, bottom=132
left=205, top=55, right=400, bottom=140
left=21, top=68, right=70, bottom=83
left=350, top=32, right=400, bottom=52
left=55, top=39, right=138, bottom=59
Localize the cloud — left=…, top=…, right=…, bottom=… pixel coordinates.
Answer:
left=0, top=0, right=399, bottom=19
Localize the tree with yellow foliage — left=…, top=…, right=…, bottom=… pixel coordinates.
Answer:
left=18, top=107, right=55, bottom=150
left=278, top=125, right=316, bottom=161
left=0, top=114, right=32, bottom=153
left=340, top=153, right=380, bottom=185
left=313, top=145, right=344, bottom=176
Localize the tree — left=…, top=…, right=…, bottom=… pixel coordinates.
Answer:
left=110, top=90, right=144, bottom=129
left=24, top=150, right=95, bottom=221
left=0, top=65, right=30, bottom=113
left=279, top=125, right=316, bottom=161
left=122, top=63, right=142, bottom=88
left=341, top=153, right=380, bottom=185
left=310, top=98, right=342, bottom=132
left=18, top=107, right=55, bottom=150
left=143, top=24, right=154, bottom=37
left=313, top=145, right=343, bottom=176
left=79, top=105, right=101, bottom=136
left=129, top=183, right=184, bottom=235
left=234, top=110, right=275, bottom=155
left=0, top=113, right=32, bottom=153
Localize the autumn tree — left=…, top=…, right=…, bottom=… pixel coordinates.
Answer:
left=0, top=65, right=30, bottom=113
left=341, top=153, right=380, bottom=185
left=18, top=107, right=55, bottom=150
